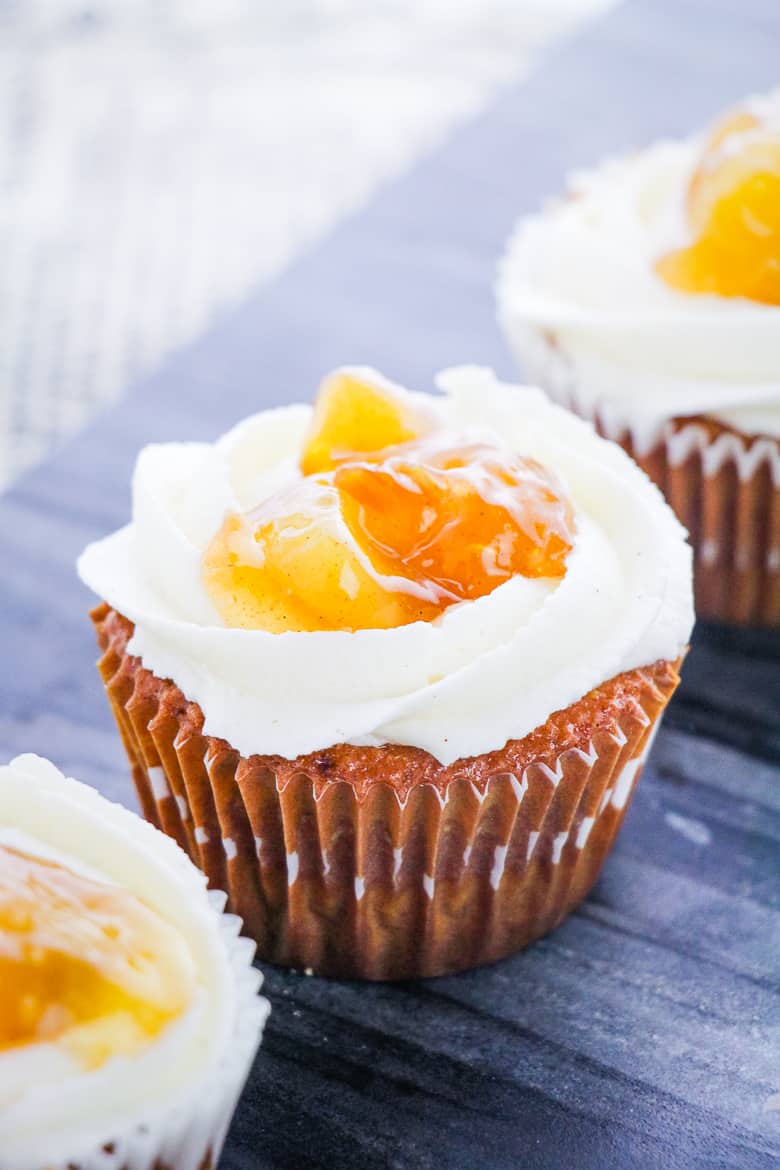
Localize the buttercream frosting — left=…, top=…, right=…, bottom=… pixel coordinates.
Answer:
left=497, top=92, right=780, bottom=447
left=78, top=367, right=693, bottom=765
left=0, top=754, right=267, bottom=1170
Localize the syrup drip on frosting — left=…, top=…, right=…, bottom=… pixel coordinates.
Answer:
left=0, top=843, right=193, bottom=1070
left=203, top=371, right=574, bottom=632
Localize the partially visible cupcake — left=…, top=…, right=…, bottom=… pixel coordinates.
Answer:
left=0, top=753, right=268, bottom=1170
left=498, top=91, right=780, bottom=627
left=78, top=366, right=693, bottom=980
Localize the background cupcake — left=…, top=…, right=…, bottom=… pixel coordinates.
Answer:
left=498, top=91, right=780, bottom=628
left=78, top=366, right=693, bottom=980
left=0, top=753, right=268, bottom=1170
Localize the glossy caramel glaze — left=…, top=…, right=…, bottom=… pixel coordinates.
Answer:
left=204, top=372, right=574, bottom=632
left=657, top=108, right=780, bottom=303
left=0, top=842, right=192, bottom=1068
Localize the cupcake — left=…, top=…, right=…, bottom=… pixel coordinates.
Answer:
left=498, top=91, right=780, bottom=627
left=78, top=365, right=693, bottom=980
left=0, top=753, right=268, bottom=1170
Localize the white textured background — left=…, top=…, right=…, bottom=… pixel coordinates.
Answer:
left=0, top=0, right=613, bottom=489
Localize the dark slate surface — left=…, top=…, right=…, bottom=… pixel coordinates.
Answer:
left=2, top=0, right=779, bottom=1167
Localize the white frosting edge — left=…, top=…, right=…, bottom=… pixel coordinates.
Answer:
left=77, top=368, right=694, bottom=765
left=505, top=317, right=780, bottom=486
left=0, top=754, right=268, bottom=1170
left=496, top=117, right=780, bottom=442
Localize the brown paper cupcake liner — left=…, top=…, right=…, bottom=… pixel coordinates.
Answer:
left=617, top=418, right=779, bottom=627
left=505, top=323, right=780, bottom=627
left=93, top=604, right=681, bottom=980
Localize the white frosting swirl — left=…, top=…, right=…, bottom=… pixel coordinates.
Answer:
left=0, top=754, right=267, bottom=1170
left=497, top=92, right=780, bottom=446
left=78, top=367, right=693, bottom=765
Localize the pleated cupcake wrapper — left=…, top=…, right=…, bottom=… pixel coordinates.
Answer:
left=94, top=607, right=680, bottom=980
left=504, top=320, right=780, bottom=627
left=33, top=903, right=267, bottom=1170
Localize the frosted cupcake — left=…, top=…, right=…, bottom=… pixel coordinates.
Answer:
left=0, top=753, right=268, bottom=1170
left=498, top=91, right=780, bottom=627
left=78, top=366, right=693, bottom=979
